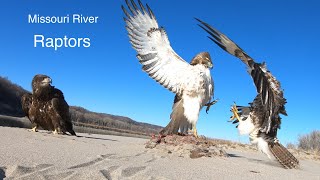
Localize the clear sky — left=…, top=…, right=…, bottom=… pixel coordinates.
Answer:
left=1, top=0, right=319, bottom=144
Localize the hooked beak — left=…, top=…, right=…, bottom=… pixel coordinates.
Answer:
left=208, top=62, right=213, bottom=69
left=42, top=77, right=52, bottom=85
left=230, top=103, right=241, bottom=122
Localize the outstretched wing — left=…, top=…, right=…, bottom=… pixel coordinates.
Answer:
left=197, top=18, right=287, bottom=134
left=122, top=0, right=195, bottom=95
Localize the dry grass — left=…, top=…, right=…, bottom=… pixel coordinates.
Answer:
left=298, top=130, right=320, bottom=152
left=286, top=142, right=296, bottom=149
left=200, top=136, right=257, bottom=151
left=286, top=130, right=320, bottom=161
left=289, top=148, right=320, bottom=161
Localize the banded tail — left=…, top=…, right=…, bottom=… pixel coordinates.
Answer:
left=269, top=142, right=299, bottom=169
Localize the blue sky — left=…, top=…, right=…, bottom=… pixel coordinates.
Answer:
left=1, top=0, right=319, bottom=144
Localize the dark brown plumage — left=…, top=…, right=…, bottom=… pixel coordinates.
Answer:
left=21, top=74, right=76, bottom=135
left=160, top=95, right=188, bottom=135
left=21, top=93, right=32, bottom=119
left=197, top=18, right=299, bottom=168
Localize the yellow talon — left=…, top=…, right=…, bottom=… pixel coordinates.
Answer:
left=230, top=103, right=241, bottom=122
left=188, top=126, right=198, bottom=138
left=193, top=126, right=198, bottom=138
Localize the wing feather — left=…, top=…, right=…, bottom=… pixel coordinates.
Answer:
left=197, top=18, right=287, bottom=134
left=123, top=0, right=195, bottom=95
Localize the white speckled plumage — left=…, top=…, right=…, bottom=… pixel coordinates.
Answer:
left=123, top=1, right=214, bottom=135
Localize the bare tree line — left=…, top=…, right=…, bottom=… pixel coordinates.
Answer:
left=0, top=77, right=29, bottom=116
left=69, top=106, right=162, bottom=135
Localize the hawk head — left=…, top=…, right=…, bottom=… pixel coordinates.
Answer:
left=190, top=52, right=213, bottom=69
left=32, top=74, right=53, bottom=99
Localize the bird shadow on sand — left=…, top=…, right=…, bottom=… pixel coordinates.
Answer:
left=245, top=157, right=283, bottom=168
left=31, top=131, right=73, bottom=137
left=228, top=153, right=283, bottom=169
left=227, top=153, right=244, bottom=158
left=0, top=167, right=6, bottom=180
left=26, top=129, right=118, bottom=141
left=76, top=135, right=118, bottom=142
left=256, top=160, right=283, bottom=168
left=247, top=158, right=263, bottom=162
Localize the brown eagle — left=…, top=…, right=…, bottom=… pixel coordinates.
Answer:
left=21, top=74, right=76, bottom=135
left=122, top=0, right=217, bottom=137
left=197, top=19, right=299, bottom=168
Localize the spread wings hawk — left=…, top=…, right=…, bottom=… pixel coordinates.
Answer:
left=197, top=19, right=299, bottom=168
left=122, top=0, right=217, bottom=137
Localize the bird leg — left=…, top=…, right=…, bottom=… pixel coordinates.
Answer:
left=193, top=126, right=198, bottom=138
left=53, top=129, right=58, bottom=135
left=230, top=103, right=241, bottom=122
left=31, top=125, right=38, bottom=132
left=53, top=127, right=62, bottom=135
left=188, top=124, right=198, bottom=138
left=205, top=99, right=219, bottom=114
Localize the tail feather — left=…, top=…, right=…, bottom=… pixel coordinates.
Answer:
left=269, top=142, right=299, bottom=169
left=160, top=96, right=190, bottom=135
left=160, top=118, right=180, bottom=135
left=65, top=119, right=76, bottom=136
left=68, top=129, right=76, bottom=136
left=58, top=114, right=76, bottom=136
